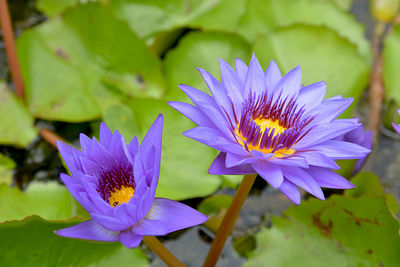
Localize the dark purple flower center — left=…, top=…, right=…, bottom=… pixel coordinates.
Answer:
left=97, top=164, right=136, bottom=207
left=228, top=92, right=313, bottom=155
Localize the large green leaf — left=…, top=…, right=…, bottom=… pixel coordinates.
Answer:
left=0, top=216, right=148, bottom=266
left=246, top=173, right=400, bottom=267
left=17, top=3, right=165, bottom=122
left=238, top=0, right=370, bottom=61
left=0, top=82, right=37, bottom=147
left=188, top=0, right=247, bottom=32
left=110, top=0, right=218, bottom=39
left=383, top=24, right=400, bottom=105
left=0, top=153, right=15, bottom=185
left=0, top=182, right=88, bottom=222
left=163, top=31, right=251, bottom=100
left=253, top=24, right=370, bottom=115
left=108, top=98, right=221, bottom=200
left=36, top=0, right=79, bottom=16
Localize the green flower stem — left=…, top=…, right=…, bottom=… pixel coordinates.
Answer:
left=143, top=236, right=187, bottom=267
left=203, top=173, right=257, bottom=267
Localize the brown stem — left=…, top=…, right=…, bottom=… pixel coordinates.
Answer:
left=40, top=129, right=65, bottom=148
left=0, top=0, right=25, bottom=99
left=143, top=236, right=187, bottom=267
left=203, top=173, right=257, bottom=267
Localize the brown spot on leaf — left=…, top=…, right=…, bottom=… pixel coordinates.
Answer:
left=367, top=249, right=373, bottom=254
left=312, top=212, right=333, bottom=238
left=344, top=209, right=379, bottom=226
left=55, top=48, right=70, bottom=60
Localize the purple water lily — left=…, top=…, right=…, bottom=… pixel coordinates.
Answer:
left=393, top=109, right=400, bottom=135
left=169, top=54, right=371, bottom=204
left=55, top=115, right=207, bottom=248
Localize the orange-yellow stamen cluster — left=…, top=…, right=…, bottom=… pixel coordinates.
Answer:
left=109, top=186, right=135, bottom=207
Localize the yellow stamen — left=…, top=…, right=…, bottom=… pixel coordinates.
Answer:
left=109, top=186, right=135, bottom=207
left=236, top=118, right=295, bottom=157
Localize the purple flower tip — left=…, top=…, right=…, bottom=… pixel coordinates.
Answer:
left=55, top=114, right=207, bottom=248
left=170, top=55, right=371, bottom=204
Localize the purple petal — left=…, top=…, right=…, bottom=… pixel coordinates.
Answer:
left=298, top=151, right=340, bottom=169
left=56, top=141, right=83, bottom=176
left=282, top=167, right=325, bottom=200
left=296, top=81, right=326, bottom=111
left=279, top=179, right=301, bottom=205
left=169, top=101, right=214, bottom=127
left=99, top=122, right=113, bottom=149
left=269, top=156, right=309, bottom=168
left=273, top=65, right=302, bottom=100
left=209, top=152, right=255, bottom=175
left=294, top=121, right=360, bottom=149
left=183, top=126, right=234, bottom=151
left=244, top=54, right=266, bottom=96
left=308, top=166, right=355, bottom=189
left=264, top=60, right=282, bottom=91
left=79, top=133, right=93, bottom=154
left=251, top=161, right=284, bottom=188
left=235, top=57, right=248, bottom=85
left=309, top=140, right=371, bottom=159
left=119, top=228, right=143, bottom=249
left=307, top=97, right=353, bottom=125
left=55, top=220, right=119, bottom=242
left=225, top=152, right=258, bottom=168
left=91, top=213, right=128, bottom=232
left=131, top=198, right=208, bottom=236
left=178, top=84, right=216, bottom=106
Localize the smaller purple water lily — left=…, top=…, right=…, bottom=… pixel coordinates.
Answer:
left=393, top=109, right=400, bottom=135
left=336, top=123, right=373, bottom=175
left=55, top=115, right=207, bottom=248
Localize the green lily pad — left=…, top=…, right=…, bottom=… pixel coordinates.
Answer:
left=238, top=0, right=368, bottom=60
left=110, top=0, right=218, bottom=40
left=0, top=182, right=88, bottom=222
left=118, top=98, right=221, bottom=200
left=36, top=0, right=79, bottom=16
left=0, top=153, right=15, bottom=185
left=0, top=216, right=148, bottom=266
left=17, top=3, right=165, bottom=122
left=383, top=24, right=400, bottom=105
left=198, top=194, right=233, bottom=216
left=102, top=103, right=139, bottom=142
left=246, top=173, right=400, bottom=267
left=253, top=24, right=370, bottom=115
left=188, top=0, right=247, bottom=32
left=163, top=31, right=251, bottom=100
left=0, top=82, right=37, bottom=147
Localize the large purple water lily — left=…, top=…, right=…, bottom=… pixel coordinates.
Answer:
left=169, top=54, right=371, bottom=204
left=393, top=109, right=400, bottom=135
left=55, top=115, right=207, bottom=248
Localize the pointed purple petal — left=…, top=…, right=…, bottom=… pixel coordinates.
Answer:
left=298, top=151, right=340, bottom=169
left=264, top=59, right=282, bottom=91
left=209, top=152, right=255, bottom=175
left=244, top=54, right=266, bottom=96
left=131, top=198, right=208, bottom=236
left=251, top=161, right=283, bottom=188
left=91, top=213, right=128, bottom=231
left=309, top=140, right=371, bottom=159
left=57, top=141, right=83, bottom=176
left=235, top=57, right=248, bottom=85
left=296, top=81, right=326, bottom=111
left=307, top=98, right=353, bottom=125
left=273, top=65, right=302, bottom=100
left=169, top=101, right=214, bottom=127
left=393, top=122, right=400, bottom=135
left=99, top=122, right=113, bottom=149
left=308, top=166, right=355, bottom=189
left=279, top=179, right=301, bottom=205
left=55, top=220, right=119, bottom=242
left=282, top=167, right=325, bottom=200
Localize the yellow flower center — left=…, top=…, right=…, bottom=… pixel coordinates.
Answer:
left=236, top=117, right=295, bottom=157
left=108, top=186, right=135, bottom=207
